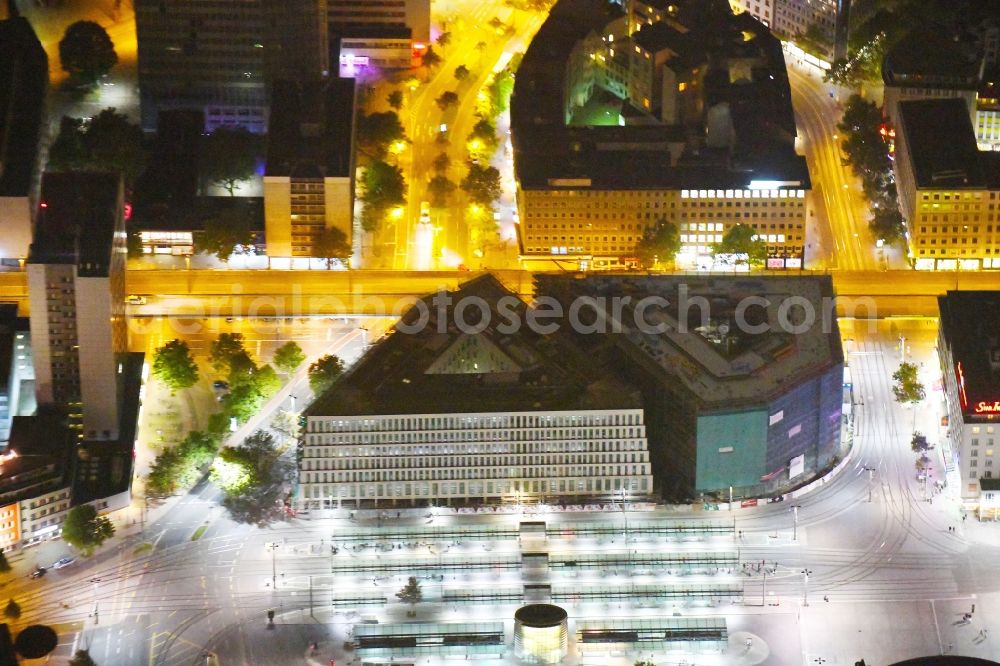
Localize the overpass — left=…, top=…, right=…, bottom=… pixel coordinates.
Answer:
left=0, top=269, right=995, bottom=318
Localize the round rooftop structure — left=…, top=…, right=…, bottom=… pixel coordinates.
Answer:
left=514, top=604, right=568, bottom=664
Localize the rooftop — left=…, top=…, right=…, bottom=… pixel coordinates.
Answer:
left=882, top=27, right=982, bottom=89
left=306, top=274, right=642, bottom=418
left=535, top=274, right=843, bottom=410
left=265, top=78, right=356, bottom=179
left=897, top=99, right=999, bottom=189
left=938, top=291, right=1000, bottom=420
left=29, top=172, right=123, bottom=277
left=0, top=16, right=48, bottom=197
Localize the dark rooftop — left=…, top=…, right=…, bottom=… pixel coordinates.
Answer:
left=0, top=16, right=48, bottom=197
left=938, top=291, right=1000, bottom=421
left=29, top=172, right=123, bottom=277
left=306, top=274, right=642, bottom=418
left=897, top=99, right=997, bottom=189
left=882, top=27, right=982, bottom=89
left=265, top=78, right=356, bottom=179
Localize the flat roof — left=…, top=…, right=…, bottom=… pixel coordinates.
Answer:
left=938, top=291, right=1000, bottom=421
left=29, top=172, right=123, bottom=276
left=882, top=27, right=982, bottom=89
left=897, top=99, right=998, bottom=189
left=535, top=274, right=843, bottom=410
left=306, top=274, right=643, bottom=418
left=265, top=78, right=356, bottom=179
left=0, top=16, right=48, bottom=197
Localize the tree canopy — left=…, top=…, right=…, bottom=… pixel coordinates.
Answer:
left=357, top=112, right=407, bottom=160
left=428, top=175, right=457, bottom=207
left=396, top=576, right=422, bottom=613
left=387, top=90, right=403, bottom=110
left=210, top=333, right=248, bottom=373
left=152, top=339, right=199, bottom=392
left=47, top=109, right=147, bottom=187
left=360, top=160, right=407, bottom=231
left=432, top=152, right=451, bottom=172
left=201, top=127, right=260, bottom=196
left=422, top=46, right=442, bottom=69
left=4, top=599, right=20, bottom=620
left=460, top=163, right=502, bottom=205
left=308, top=354, right=344, bottom=395
left=712, top=223, right=767, bottom=266
left=435, top=91, right=459, bottom=111
left=273, top=341, right=306, bottom=375
left=147, top=430, right=221, bottom=496
left=62, top=505, right=115, bottom=555
left=194, top=204, right=257, bottom=260
left=59, top=21, right=117, bottom=84
left=892, top=362, right=925, bottom=405
left=454, top=65, right=470, bottom=81
left=312, top=227, right=352, bottom=264
left=635, top=219, right=681, bottom=268
left=212, top=431, right=291, bottom=526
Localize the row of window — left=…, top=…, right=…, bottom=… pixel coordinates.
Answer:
left=300, top=475, right=650, bottom=499
left=302, top=463, right=651, bottom=484
left=303, top=450, right=649, bottom=471
left=309, top=412, right=644, bottom=432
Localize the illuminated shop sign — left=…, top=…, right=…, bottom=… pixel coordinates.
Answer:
left=975, top=401, right=1000, bottom=414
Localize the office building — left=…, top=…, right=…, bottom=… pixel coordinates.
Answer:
left=977, top=74, right=1000, bottom=152
left=300, top=275, right=654, bottom=508
left=536, top=274, right=845, bottom=500
left=328, top=0, right=430, bottom=73
left=135, top=0, right=327, bottom=132
left=263, top=78, right=356, bottom=259
left=730, top=0, right=841, bottom=59
left=512, top=0, right=811, bottom=271
left=938, top=291, right=1000, bottom=503
left=0, top=11, right=47, bottom=266
left=892, top=99, right=1000, bottom=271
left=27, top=173, right=128, bottom=439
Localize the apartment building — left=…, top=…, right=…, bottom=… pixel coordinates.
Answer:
left=938, top=291, right=1000, bottom=504
left=263, top=78, right=356, bottom=259
left=892, top=99, right=1000, bottom=271
left=328, top=0, right=430, bottom=74
left=300, top=275, right=653, bottom=508
left=26, top=173, right=127, bottom=438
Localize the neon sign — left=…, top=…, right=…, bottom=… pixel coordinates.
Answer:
left=975, top=401, right=1000, bottom=414
left=957, top=362, right=968, bottom=409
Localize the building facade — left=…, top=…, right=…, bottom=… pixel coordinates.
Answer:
left=328, top=0, right=430, bottom=75
left=892, top=99, right=1000, bottom=271
left=0, top=305, right=32, bottom=444
left=27, top=173, right=127, bottom=438
left=938, top=291, right=1000, bottom=503
left=301, top=410, right=653, bottom=506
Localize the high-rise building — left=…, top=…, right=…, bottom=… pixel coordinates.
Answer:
left=0, top=304, right=32, bottom=444
left=328, top=0, right=430, bottom=74
left=135, top=0, right=327, bottom=132
left=938, top=291, right=1000, bottom=504
left=26, top=173, right=127, bottom=439
left=263, top=78, right=356, bottom=259
left=512, top=0, right=811, bottom=271
left=0, top=11, right=47, bottom=266
left=892, top=99, right=1000, bottom=271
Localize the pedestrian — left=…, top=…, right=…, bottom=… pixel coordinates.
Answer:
left=972, top=604, right=976, bottom=614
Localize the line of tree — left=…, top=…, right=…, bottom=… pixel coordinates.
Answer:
left=47, top=108, right=146, bottom=188
left=211, top=430, right=293, bottom=526
left=837, top=95, right=906, bottom=245
left=712, top=223, right=768, bottom=267
left=61, top=505, right=115, bottom=555
left=308, top=354, right=344, bottom=395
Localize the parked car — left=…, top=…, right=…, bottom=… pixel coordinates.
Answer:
left=125, top=295, right=147, bottom=305
left=29, top=567, right=46, bottom=579
left=212, top=380, right=229, bottom=391
left=51, top=556, right=75, bottom=569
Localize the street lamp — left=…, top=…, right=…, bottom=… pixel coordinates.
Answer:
left=791, top=505, right=801, bottom=541
left=862, top=466, right=876, bottom=503
left=266, top=542, right=279, bottom=589
left=801, top=568, right=813, bottom=606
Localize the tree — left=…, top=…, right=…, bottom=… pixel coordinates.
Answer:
left=454, top=65, right=470, bottom=81
left=360, top=160, right=407, bottom=231
left=467, top=117, right=498, bottom=155
left=436, top=31, right=451, bottom=48
left=869, top=206, right=906, bottom=245
left=222, top=383, right=265, bottom=424
left=195, top=204, right=257, bottom=260
left=312, top=227, right=352, bottom=265
left=272, top=410, right=301, bottom=440
left=210, top=333, right=248, bottom=373
left=436, top=91, right=459, bottom=111
left=213, top=431, right=290, bottom=526
left=308, top=354, right=344, bottom=395
left=635, top=218, right=680, bottom=268
left=0, top=550, right=9, bottom=574
left=255, top=364, right=281, bottom=399
left=911, top=432, right=930, bottom=453
left=59, top=21, right=117, bottom=84
left=201, top=127, right=259, bottom=196
left=69, top=650, right=99, bottom=666
left=47, top=109, right=147, bottom=187
left=147, top=431, right=221, bottom=495
left=712, top=223, right=767, bottom=267
left=152, top=339, right=199, bottom=392
left=422, top=46, right=442, bottom=69
left=488, top=68, right=515, bottom=116
left=432, top=152, right=451, bottom=172
left=396, top=576, right=422, bottom=615
left=227, top=350, right=258, bottom=388
left=428, top=175, right=457, bottom=207
left=61, top=505, right=115, bottom=555
left=387, top=90, right=403, bottom=111
left=357, top=112, right=406, bottom=160
left=460, top=163, right=502, bottom=205
left=488, top=17, right=504, bottom=31
left=273, top=341, right=306, bottom=375
left=892, top=362, right=925, bottom=405
left=4, top=599, right=20, bottom=620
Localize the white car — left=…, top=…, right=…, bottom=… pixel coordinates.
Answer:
left=419, top=201, right=431, bottom=224
left=51, top=556, right=75, bottom=569
left=126, top=295, right=146, bottom=305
